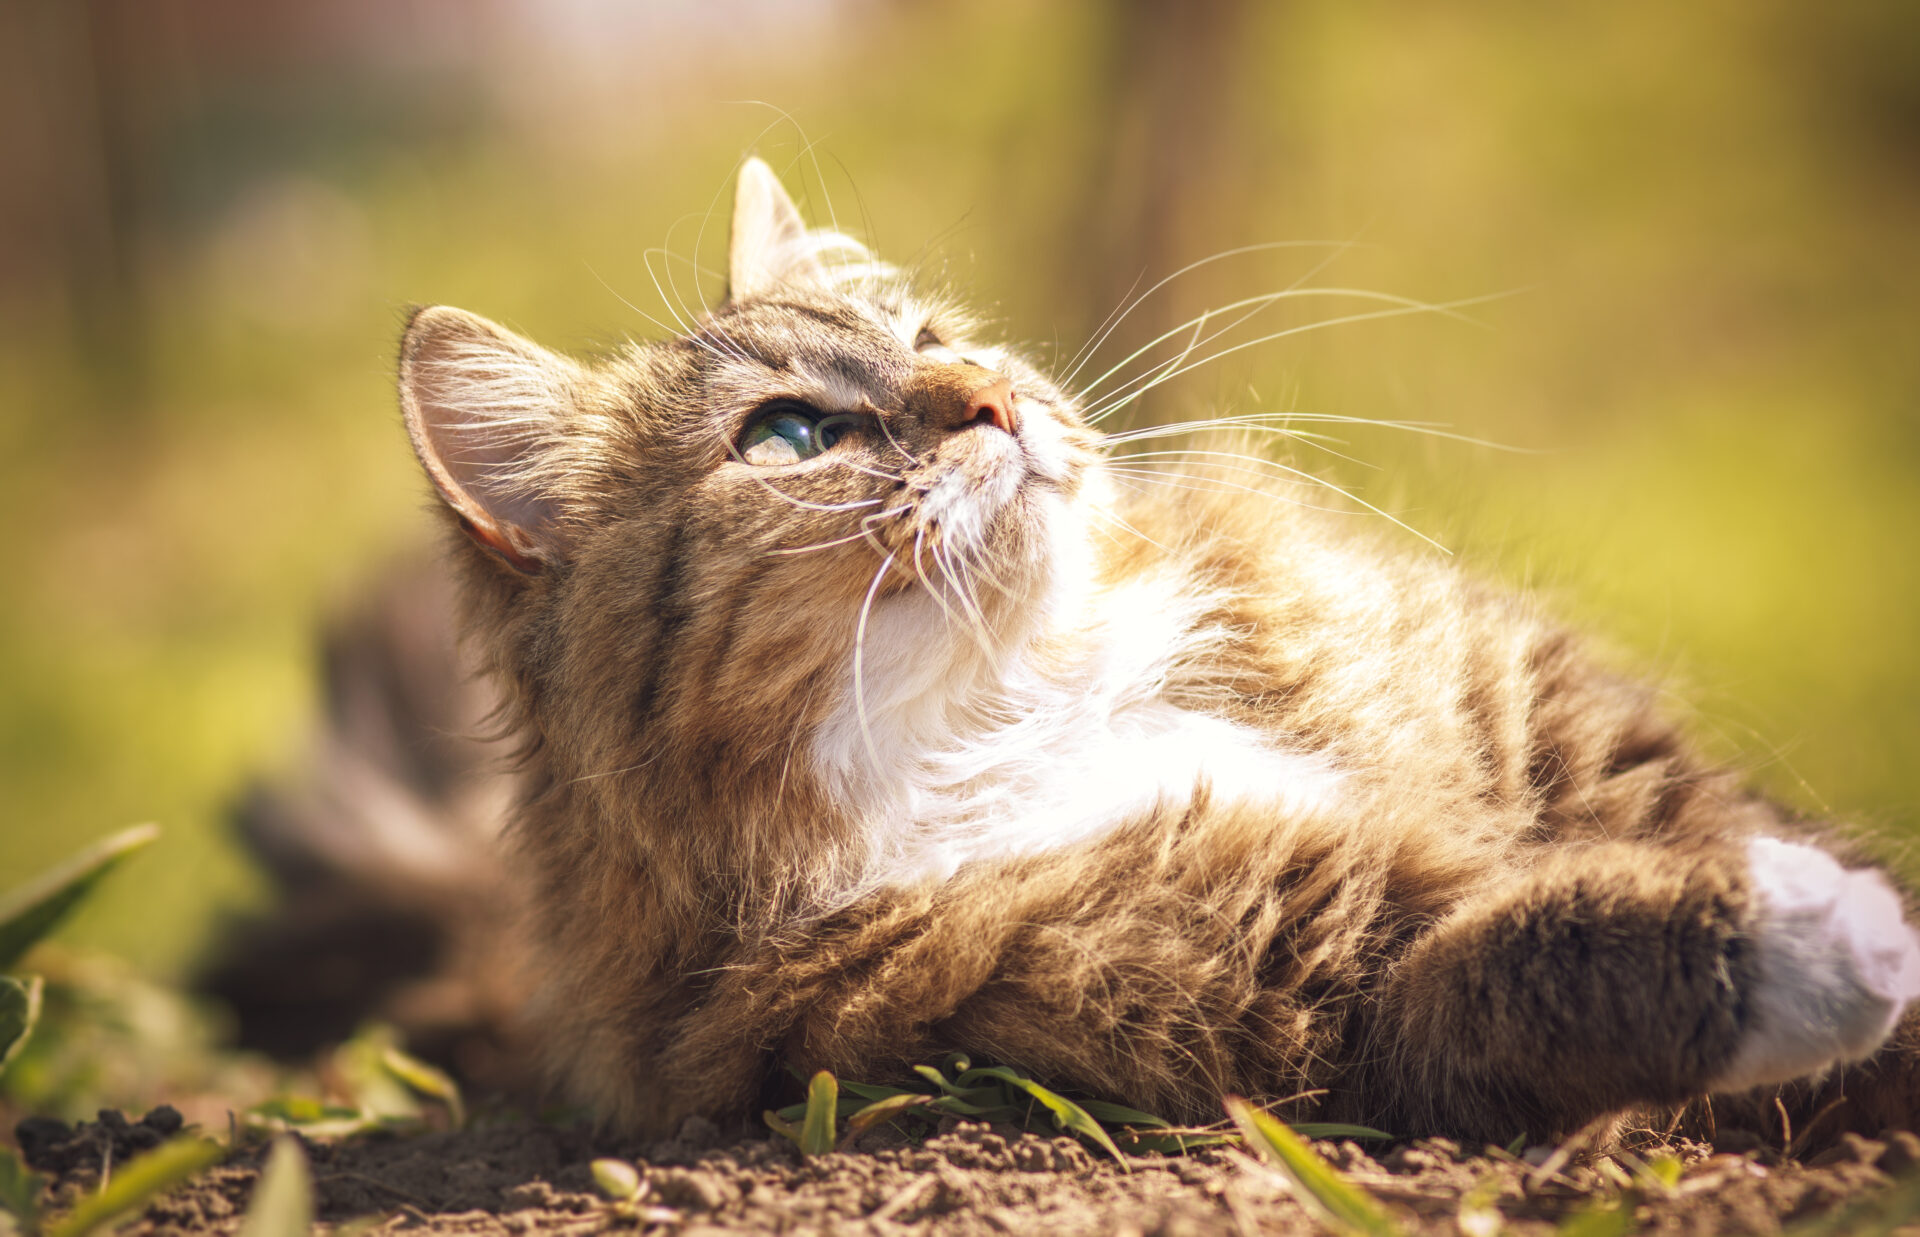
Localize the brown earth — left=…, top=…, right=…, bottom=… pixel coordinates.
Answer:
left=15, top=1110, right=1920, bottom=1235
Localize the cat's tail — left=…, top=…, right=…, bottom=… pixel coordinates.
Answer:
left=198, top=553, right=538, bottom=1098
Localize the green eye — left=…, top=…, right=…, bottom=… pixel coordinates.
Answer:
left=738, top=404, right=863, bottom=466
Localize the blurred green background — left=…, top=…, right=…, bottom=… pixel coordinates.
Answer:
left=2, top=0, right=1917, bottom=979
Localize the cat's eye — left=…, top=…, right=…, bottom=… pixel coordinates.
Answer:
left=738, top=402, right=863, bottom=466
left=915, top=326, right=964, bottom=366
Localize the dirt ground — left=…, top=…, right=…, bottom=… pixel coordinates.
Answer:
left=15, top=1108, right=1920, bottom=1236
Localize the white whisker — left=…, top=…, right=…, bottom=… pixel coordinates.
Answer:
left=766, top=510, right=909, bottom=558
left=1083, top=292, right=1514, bottom=424
left=1108, top=448, right=1450, bottom=552
left=1061, top=241, right=1364, bottom=390
left=852, top=550, right=898, bottom=775
left=1080, top=285, right=1454, bottom=401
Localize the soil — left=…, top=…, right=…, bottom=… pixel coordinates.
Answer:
left=14, top=1109, right=1920, bottom=1235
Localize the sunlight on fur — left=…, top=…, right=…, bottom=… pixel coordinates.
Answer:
left=378, top=156, right=1920, bottom=1147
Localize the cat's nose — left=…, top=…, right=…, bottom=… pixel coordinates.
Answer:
left=955, top=375, right=1018, bottom=436
left=908, top=364, right=1021, bottom=437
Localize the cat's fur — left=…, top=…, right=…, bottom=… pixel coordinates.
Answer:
left=383, top=158, right=1920, bottom=1144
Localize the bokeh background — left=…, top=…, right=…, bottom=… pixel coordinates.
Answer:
left=3, top=0, right=1918, bottom=981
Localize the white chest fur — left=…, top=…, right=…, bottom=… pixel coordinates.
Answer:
left=808, top=544, right=1344, bottom=905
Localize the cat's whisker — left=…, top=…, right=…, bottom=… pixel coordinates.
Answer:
left=641, top=247, right=701, bottom=341
left=1107, top=409, right=1535, bottom=457
left=911, top=528, right=994, bottom=656
left=1105, top=252, right=1359, bottom=408
left=1183, top=411, right=1535, bottom=455
left=640, top=242, right=755, bottom=368
left=584, top=264, right=727, bottom=362
left=1081, top=293, right=1513, bottom=425
left=953, top=539, right=1020, bottom=607
left=651, top=217, right=703, bottom=330
left=1102, top=413, right=1340, bottom=444
left=765, top=514, right=908, bottom=558
left=832, top=458, right=911, bottom=485
left=647, top=231, right=727, bottom=284
left=1084, top=501, right=1175, bottom=553
left=1106, top=465, right=1358, bottom=518
left=1078, top=284, right=1442, bottom=404
left=1103, top=418, right=1345, bottom=449
left=644, top=241, right=727, bottom=316
left=796, top=132, right=844, bottom=245
left=851, top=550, right=898, bottom=776
left=1061, top=266, right=1148, bottom=387
left=736, top=472, right=889, bottom=515
left=921, top=536, right=979, bottom=630
left=564, top=750, right=663, bottom=786
left=1104, top=420, right=1379, bottom=472
left=1061, top=241, right=1362, bottom=391
left=931, top=541, right=998, bottom=654
left=873, top=413, right=921, bottom=466
left=1109, top=447, right=1450, bottom=552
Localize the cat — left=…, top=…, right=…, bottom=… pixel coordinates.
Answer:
left=342, top=156, right=1920, bottom=1146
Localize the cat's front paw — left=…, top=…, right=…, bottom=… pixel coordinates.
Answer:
left=1711, top=837, right=1920, bottom=1093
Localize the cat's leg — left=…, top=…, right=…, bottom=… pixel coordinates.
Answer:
left=1365, top=835, right=1920, bottom=1144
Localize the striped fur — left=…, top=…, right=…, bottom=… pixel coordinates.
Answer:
left=388, top=159, right=1920, bottom=1144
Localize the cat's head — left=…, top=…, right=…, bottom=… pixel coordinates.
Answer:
left=399, top=159, right=1106, bottom=811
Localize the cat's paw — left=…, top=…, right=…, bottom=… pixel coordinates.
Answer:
left=1711, top=837, right=1920, bottom=1093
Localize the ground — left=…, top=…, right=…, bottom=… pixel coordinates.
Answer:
left=15, top=1109, right=1920, bottom=1236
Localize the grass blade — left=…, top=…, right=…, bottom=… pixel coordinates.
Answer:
left=381, top=1045, right=465, bottom=1128
left=1224, top=1095, right=1401, bottom=1237
left=762, top=1109, right=801, bottom=1143
left=962, top=1066, right=1130, bottom=1170
left=0, top=976, right=43, bottom=1076
left=1077, top=1100, right=1172, bottom=1129
left=242, top=1098, right=389, bottom=1139
left=237, top=1138, right=312, bottom=1237
left=1289, top=1123, right=1395, bottom=1142
left=800, top=1071, right=838, bottom=1156
left=912, top=1064, right=969, bottom=1097
left=590, top=1159, right=642, bottom=1202
left=926, top=1094, right=1008, bottom=1118
left=840, top=1093, right=939, bottom=1148
left=1554, top=1201, right=1634, bottom=1237
left=46, top=1136, right=223, bottom=1237
left=1113, top=1128, right=1237, bottom=1155
left=0, top=824, right=161, bottom=972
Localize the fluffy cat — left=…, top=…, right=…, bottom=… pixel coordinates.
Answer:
left=375, top=157, right=1920, bottom=1145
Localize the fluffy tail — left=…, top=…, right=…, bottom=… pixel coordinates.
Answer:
left=199, top=554, right=536, bottom=1096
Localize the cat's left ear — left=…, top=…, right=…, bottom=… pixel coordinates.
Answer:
left=727, top=156, right=827, bottom=300
left=399, top=305, right=582, bottom=575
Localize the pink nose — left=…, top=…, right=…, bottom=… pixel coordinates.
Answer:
left=962, top=376, right=1019, bottom=436
left=908, top=363, right=1022, bottom=438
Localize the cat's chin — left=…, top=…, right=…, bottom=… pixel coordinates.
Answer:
left=917, top=433, right=1026, bottom=555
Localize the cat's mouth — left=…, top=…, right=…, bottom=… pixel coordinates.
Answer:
left=913, top=425, right=1028, bottom=556
left=862, top=394, right=1090, bottom=584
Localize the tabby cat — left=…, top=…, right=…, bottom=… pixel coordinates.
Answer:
left=386, top=157, right=1920, bottom=1144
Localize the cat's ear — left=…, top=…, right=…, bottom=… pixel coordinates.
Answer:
left=727, top=156, right=827, bottom=300
left=399, top=305, right=580, bottom=575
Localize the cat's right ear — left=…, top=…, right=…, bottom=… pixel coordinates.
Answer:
left=727, top=156, right=828, bottom=300
left=399, top=305, right=580, bottom=575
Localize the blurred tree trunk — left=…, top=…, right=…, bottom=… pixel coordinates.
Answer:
left=0, top=0, right=157, bottom=403
left=1070, top=0, right=1255, bottom=419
